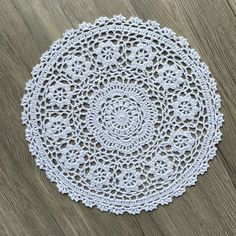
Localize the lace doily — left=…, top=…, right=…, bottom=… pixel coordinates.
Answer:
left=21, top=16, right=223, bottom=214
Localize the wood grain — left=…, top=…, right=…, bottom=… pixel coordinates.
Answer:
left=0, top=0, right=236, bottom=235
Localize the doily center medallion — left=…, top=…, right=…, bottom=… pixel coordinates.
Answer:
left=86, top=82, right=157, bottom=152
left=21, top=15, right=223, bottom=214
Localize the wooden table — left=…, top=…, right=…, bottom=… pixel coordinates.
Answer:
left=0, top=0, right=236, bottom=235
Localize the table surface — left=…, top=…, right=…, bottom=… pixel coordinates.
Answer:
left=0, top=0, right=236, bottom=235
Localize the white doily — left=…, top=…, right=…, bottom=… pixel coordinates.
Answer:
left=21, top=16, right=223, bottom=214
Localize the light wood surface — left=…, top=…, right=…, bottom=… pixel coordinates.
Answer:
left=0, top=0, right=236, bottom=235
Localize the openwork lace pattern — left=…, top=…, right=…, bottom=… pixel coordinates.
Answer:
left=21, top=16, right=223, bottom=214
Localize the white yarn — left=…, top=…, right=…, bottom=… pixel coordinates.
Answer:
left=21, top=15, right=223, bottom=214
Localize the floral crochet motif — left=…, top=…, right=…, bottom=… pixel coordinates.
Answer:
left=60, top=144, right=86, bottom=170
left=66, top=55, right=92, bottom=81
left=171, top=131, right=195, bottom=154
left=128, top=42, right=155, bottom=70
left=44, top=116, right=72, bottom=142
left=21, top=16, right=223, bottom=215
left=95, top=41, right=120, bottom=66
left=117, top=168, right=142, bottom=193
left=149, top=156, right=174, bottom=181
left=174, top=95, right=199, bottom=120
left=87, top=164, right=111, bottom=190
left=47, top=81, right=73, bottom=108
left=158, top=64, right=184, bottom=90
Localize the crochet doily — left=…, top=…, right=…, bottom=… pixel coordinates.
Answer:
left=21, top=16, right=223, bottom=214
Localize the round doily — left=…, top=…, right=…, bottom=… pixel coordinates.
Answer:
left=21, top=15, right=223, bottom=214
